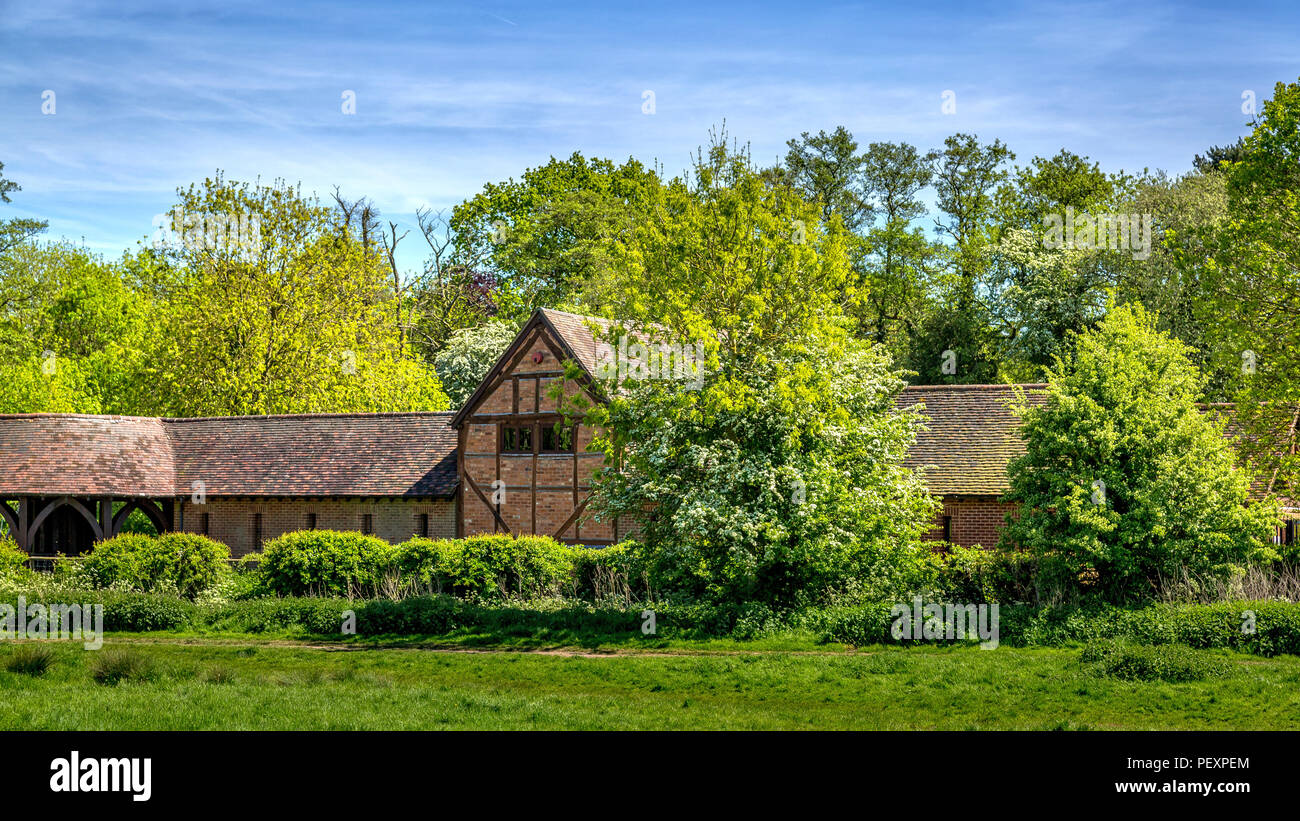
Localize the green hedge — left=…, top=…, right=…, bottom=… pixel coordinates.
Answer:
left=76, top=532, right=230, bottom=598
left=397, top=534, right=577, bottom=602
left=257, top=531, right=397, bottom=597
left=820, top=600, right=1300, bottom=656
left=1079, top=639, right=1232, bottom=682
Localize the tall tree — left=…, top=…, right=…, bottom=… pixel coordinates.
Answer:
left=1002, top=304, right=1279, bottom=603
left=782, top=126, right=870, bottom=231
left=1197, top=77, right=1300, bottom=501
left=856, top=141, right=938, bottom=349
left=450, top=153, right=660, bottom=323
left=905, top=134, right=1014, bottom=384
left=146, top=174, right=447, bottom=415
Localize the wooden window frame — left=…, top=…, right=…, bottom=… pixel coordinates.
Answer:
left=539, top=421, right=576, bottom=455
left=499, top=423, right=534, bottom=454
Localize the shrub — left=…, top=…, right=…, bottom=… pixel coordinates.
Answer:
left=395, top=535, right=575, bottom=603
left=91, top=650, right=157, bottom=685
left=5, top=644, right=54, bottom=676
left=1001, top=304, right=1281, bottom=604
left=79, top=532, right=230, bottom=597
left=98, top=592, right=199, bottom=631
left=257, top=530, right=398, bottom=597
left=924, top=545, right=1040, bottom=604
left=1080, top=639, right=1232, bottom=682
left=568, top=542, right=645, bottom=603
left=0, top=538, right=28, bottom=577
left=205, top=597, right=353, bottom=634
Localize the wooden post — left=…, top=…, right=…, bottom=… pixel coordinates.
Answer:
left=17, top=498, right=29, bottom=553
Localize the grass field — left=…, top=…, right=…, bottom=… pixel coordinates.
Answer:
left=2, top=636, right=1299, bottom=730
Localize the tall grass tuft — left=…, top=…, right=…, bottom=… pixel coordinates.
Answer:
left=90, top=650, right=157, bottom=685
left=5, top=644, right=55, bottom=676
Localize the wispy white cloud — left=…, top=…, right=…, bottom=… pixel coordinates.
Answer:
left=1, top=0, right=1294, bottom=273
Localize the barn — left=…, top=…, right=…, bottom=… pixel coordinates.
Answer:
left=1, top=308, right=1290, bottom=558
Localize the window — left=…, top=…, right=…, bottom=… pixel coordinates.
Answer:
left=306, top=513, right=317, bottom=530
left=418, top=513, right=429, bottom=537
left=253, top=513, right=263, bottom=548
left=501, top=424, right=533, bottom=454
left=200, top=512, right=210, bottom=536
left=540, top=424, right=574, bottom=454
left=941, top=515, right=952, bottom=543
left=362, top=513, right=374, bottom=534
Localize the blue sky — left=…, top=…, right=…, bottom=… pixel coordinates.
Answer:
left=2, top=0, right=1297, bottom=271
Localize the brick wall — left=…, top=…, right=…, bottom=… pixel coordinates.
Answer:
left=172, top=497, right=456, bottom=557
left=922, top=495, right=1017, bottom=549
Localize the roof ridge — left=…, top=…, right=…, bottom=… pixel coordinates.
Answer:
left=902, top=383, right=1047, bottom=391
left=162, top=410, right=454, bottom=423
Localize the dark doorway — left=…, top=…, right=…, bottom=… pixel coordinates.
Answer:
left=30, top=502, right=96, bottom=556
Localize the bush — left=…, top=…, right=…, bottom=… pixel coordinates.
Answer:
left=395, top=535, right=575, bottom=603
left=1080, top=639, right=1232, bottom=682
left=79, top=532, right=230, bottom=597
left=819, top=599, right=1300, bottom=657
left=5, top=644, right=54, bottom=676
left=923, top=545, right=1040, bottom=604
left=568, top=541, right=645, bottom=602
left=205, top=597, right=353, bottom=634
left=98, top=592, right=199, bottom=631
left=0, top=538, right=27, bottom=577
left=257, top=530, right=398, bottom=597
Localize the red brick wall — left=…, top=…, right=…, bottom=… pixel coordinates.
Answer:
left=922, top=495, right=1017, bottom=549
left=172, top=497, right=456, bottom=557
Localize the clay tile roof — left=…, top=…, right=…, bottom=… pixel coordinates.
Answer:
left=0, top=412, right=458, bottom=499
left=538, top=308, right=618, bottom=376
left=895, top=384, right=1048, bottom=496
left=166, top=412, right=458, bottom=498
left=0, top=414, right=177, bottom=497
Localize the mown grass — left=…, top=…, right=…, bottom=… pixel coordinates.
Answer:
left=1, top=638, right=1298, bottom=730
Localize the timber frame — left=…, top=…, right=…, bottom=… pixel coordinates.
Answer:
left=452, top=309, right=619, bottom=545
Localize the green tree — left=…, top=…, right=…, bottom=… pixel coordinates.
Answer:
left=1001, top=304, right=1279, bottom=603
left=990, top=150, right=1121, bottom=377
left=0, top=241, right=156, bottom=414
left=450, top=153, right=660, bottom=323
left=586, top=329, right=937, bottom=608
left=856, top=141, right=939, bottom=350
left=0, top=161, right=47, bottom=256
left=578, top=135, right=935, bottom=607
left=1196, top=78, right=1300, bottom=502
left=147, top=174, right=447, bottom=415
left=781, top=126, right=871, bottom=231
left=904, top=134, right=1014, bottom=384
left=593, top=134, right=851, bottom=357
left=433, top=319, right=521, bottom=408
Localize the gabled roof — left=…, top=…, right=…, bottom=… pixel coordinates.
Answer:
left=895, top=384, right=1048, bottom=496
left=450, top=308, right=617, bottom=428
left=537, top=308, right=619, bottom=377
left=0, top=412, right=458, bottom=499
